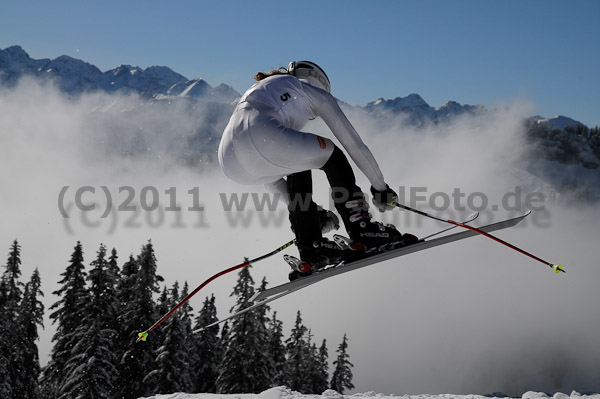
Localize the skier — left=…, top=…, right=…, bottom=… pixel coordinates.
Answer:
left=218, top=61, right=417, bottom=278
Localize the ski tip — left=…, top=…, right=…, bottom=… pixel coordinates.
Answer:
left=552, top=264, right=565, bottom=274
left=468, top=211, right=479, bottom=220
left=137, top=331, right=149, bottom=342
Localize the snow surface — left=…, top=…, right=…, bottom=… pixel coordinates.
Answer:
left=138, top=386, right=600, bottom=399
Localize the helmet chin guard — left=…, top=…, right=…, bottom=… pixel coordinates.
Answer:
left=288, top=61, right=331, bottom=93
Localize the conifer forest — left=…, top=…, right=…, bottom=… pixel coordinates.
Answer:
left=0, top=239, right=355, bottom=399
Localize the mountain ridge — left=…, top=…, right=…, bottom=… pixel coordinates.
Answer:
left=0, top=45, right=590, bottom=130
left=0, top=45, right=239, bottom=103
left=2, top=45, right=598, bottom=201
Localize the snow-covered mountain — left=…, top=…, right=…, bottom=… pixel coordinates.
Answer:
left=365, top=94, right=431, bottom=113
left=0, top=45, right=588, bottom=128
left=365, top=94, right=485, bottom=118
left=103, top=64, right=188, bottom=95
left=529, top=115, right=585, bottom=131
left=0, top=45, right=240, bottom=103
left=361, top=94, right=487, bottom=127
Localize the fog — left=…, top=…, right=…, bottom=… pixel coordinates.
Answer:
left=1, top=79, right=598, bottom=396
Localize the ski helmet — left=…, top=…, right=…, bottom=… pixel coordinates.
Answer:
left=288, top=61, right=331, bottom=93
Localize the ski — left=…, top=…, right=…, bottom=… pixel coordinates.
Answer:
left=142, top=213, right=480, bottom=339
left=252, top=211, right=530, bottom=302
left=196, top=212, right=537, bottom=333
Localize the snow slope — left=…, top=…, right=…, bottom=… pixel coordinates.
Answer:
left=139, top=386, right=599, bottom=399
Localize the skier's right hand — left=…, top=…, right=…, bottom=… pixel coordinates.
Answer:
left=370, top=185, right=398, bottom=212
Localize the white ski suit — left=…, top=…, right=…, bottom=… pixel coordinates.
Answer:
left=218, top=74, right=387, bottom=193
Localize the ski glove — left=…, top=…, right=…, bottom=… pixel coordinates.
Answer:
left=370, top=185, right=398, bottom=212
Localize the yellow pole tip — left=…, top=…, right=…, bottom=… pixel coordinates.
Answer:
left=138, top=331, right=148, bottom=341
left=552, top=264, right=563, bottom=274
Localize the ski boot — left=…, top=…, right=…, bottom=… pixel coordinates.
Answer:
left=287, top=199, right=345, bottom=281
left=291, top=205, right=339, bottom=235
left=286, top=237, right=346, bottom=281
left=317, top=205, right=340, bottom=234
left=340, top=193, right=418, bottom=254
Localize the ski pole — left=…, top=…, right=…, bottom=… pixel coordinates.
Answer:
left=136, top=239, right=295, bottom=342
left=394, top=203, right=565, bottom=274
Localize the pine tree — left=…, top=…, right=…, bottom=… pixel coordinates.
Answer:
left=303, top=329, right=329, bottom=394
left=58, top=329, right=117, bottom=399
left=107, top=247, right=120, bottom=286
left=58, top=244, right=120, bottom=399
left=0, top=239, right=24, bottom=399
left=256, top=277, right=270, bottom=323
left=112, top=253, right=138, bottom=388
left=0, top=240, right=24, bottom=307
left=256, top=277, right=277, bottom=383
left=267, top=311, right=287, bottom=386
left=86, top=244, right=119, bottom=326
left=330, top=334, right=354, bottom=394
left=216, top=265, right=272, bottom=393
left=117, top=255, right=139, bottom=304
left=313, top=339, right=330, bottom=394
left=144, top=281, right=193, bottom=394
left=243, top=276, right=273, bottom=392
left=193, top=294, right=220, bottom=392
left=284, top=311, right=309, bottom=392
left=14, top=269, right=44, bottom=399
left=179, top=282, right=196, bottom=386
left=117, top=241, right=164, bottom=399
left=304, top=330, right=318, bottom=393
left=41, top=241, right=88, bottom=399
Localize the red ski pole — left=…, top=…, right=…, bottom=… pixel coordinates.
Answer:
left=137, top=239, right=295, bottom=342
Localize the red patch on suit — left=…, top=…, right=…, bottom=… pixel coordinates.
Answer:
left=317, top=136, right=327, bottom=149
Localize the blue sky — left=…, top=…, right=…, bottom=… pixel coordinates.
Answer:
left=1, top=0, right=599, bottom=126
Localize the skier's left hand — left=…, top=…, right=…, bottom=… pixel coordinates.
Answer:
left=370, top=185, right=398, bottom=212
